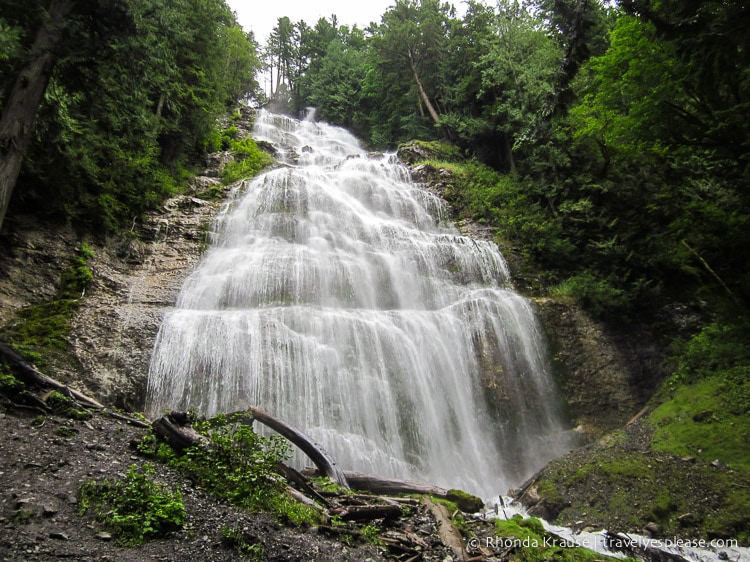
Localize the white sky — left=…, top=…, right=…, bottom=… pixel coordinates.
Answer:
left=226, top=0, right=397, bottom=44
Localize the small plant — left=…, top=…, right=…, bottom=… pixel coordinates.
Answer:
left=0, top=366, right=24, bottom=402
left=54, top=425, right=78, bottom=438
left=220, top=137, right=273, bottom=184
left=221, top=526, right=264, bottom=560
left=78, top=463, right=186, bottom=546
left=46, top=390, right=91, bottom=420
left=360, top=524, right=385, bottom=547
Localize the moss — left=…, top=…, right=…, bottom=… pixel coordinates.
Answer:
left=491, top=515, right=626, bottom=561
left=0, top=244, right=94, bottom=366
left=649, top=375, right=750, bottom=471
left=445, top=488, right=484, bottom=513
left=46, top=390, right=92, bottom=420
left=705, top=470, right=750, bottom=544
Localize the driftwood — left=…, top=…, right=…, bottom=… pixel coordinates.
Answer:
left=0, top=341, right=104, bottom=410
left=275, top=462, right=331, bottom=507
left=604, top=531, right=690, bottom=562
left=248, top=406, right=349, bottom=489
left=424, top=496, right=469, bottom=561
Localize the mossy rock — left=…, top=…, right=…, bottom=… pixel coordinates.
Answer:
left=445, top=488, right=484, bottom=513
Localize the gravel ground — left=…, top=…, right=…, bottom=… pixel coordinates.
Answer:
left=0, top=405, right=406, bottom=561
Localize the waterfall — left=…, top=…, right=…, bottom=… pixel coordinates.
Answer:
left=146, top=111, right=574, bottom=497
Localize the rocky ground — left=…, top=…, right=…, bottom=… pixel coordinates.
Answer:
left=0, top=402, right=461, bottom=561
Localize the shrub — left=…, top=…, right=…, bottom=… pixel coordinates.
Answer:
left=78, top=464, right=186, bottom=546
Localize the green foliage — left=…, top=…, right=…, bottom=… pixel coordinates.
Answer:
left=551, top=271, right=631, bottom=318
left=46, top=390, right=92, bottom=421
left=220, top=137, right=274, bottom=184
left=650, top=321, right=750, bottom=471
left=0, top=366, right=23, bottom=393
left=142, top=414, right=322, bottom=526
left=78, top=464, right=186, bottom=546
left=359, top=524, right=384, bottom=547
left=5, top=0, right=262, bottom=234
left=58, top=243, right=94, bottom=299
left=492, top=515, right=622, bottom=561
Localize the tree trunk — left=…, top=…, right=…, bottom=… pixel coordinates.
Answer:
left=407, top=48, right=441, bottom=124
left=0, top=0, right=77, bottom=232
left=0, top=341, right=104, bottom=410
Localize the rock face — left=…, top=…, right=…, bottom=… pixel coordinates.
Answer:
left=68, top=182, right=229, bottom=409
left=534, top=298, right=665, bottom=437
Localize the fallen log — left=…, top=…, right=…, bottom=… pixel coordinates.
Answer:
left=0, top=341, right=104, bottom=410
left=301, top=468, right=483, bottom=511
left=334, top=504, right=402, bottom=522
left=302, top=468, right=448, bottom=497
left=424, top=496, right=469, bottom=561
left=248, top=406, right=349, bottom=489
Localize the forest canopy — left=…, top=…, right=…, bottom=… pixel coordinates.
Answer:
left=0, top=0, right=261, bottom=232
left=257, top=0, right=750, bottom=316
left=1, top=0, right=748, bottom=318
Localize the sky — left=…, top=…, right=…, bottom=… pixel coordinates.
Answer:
left=226, top=0, right=397, bottom=44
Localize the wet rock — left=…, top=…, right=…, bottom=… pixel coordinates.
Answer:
left=49, top=531, right=69, bottom=540
left=677, top=513, right=696, bottom=527
left=643, top=522, right=662, bottom=536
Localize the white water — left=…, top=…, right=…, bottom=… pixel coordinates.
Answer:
left=146, top=111, right=575, bottom=497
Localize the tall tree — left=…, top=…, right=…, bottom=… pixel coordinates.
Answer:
left=0, top=0, right=83, bottom=232
left=372, top=0, right=453, bottom=125
left=1, top=0, right=261, bottom=233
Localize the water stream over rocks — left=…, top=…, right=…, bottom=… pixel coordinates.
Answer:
left=146, top=111, right=575, bottom=498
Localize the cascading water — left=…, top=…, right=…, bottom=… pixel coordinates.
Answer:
left=146, top=111, right=575, bottom=497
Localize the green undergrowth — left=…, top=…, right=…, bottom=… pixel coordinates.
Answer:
left=0, top=243, right=94, bottom=367
left=218, top=124, right=273, bottom=184
left=649, top=321, right=750, bottom=471
left=399, top=141, right=630, bottom=316
left=78, top=463, right=186, bottom=546
left=137, top=413, right=323, bottom=527
left=527, top=318, right=750, bottom=544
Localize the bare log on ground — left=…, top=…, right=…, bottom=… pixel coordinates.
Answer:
left=333, top=504, right=402, bottom=522
left=302, top=468, right=449, bottom=497
left=424, top=496, right=469, bottom=561
left=0, top=341, right=104, bottom=410
left=248, top=406, right=349, bottom=489
left=275, top=462, right=330, bottom=507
